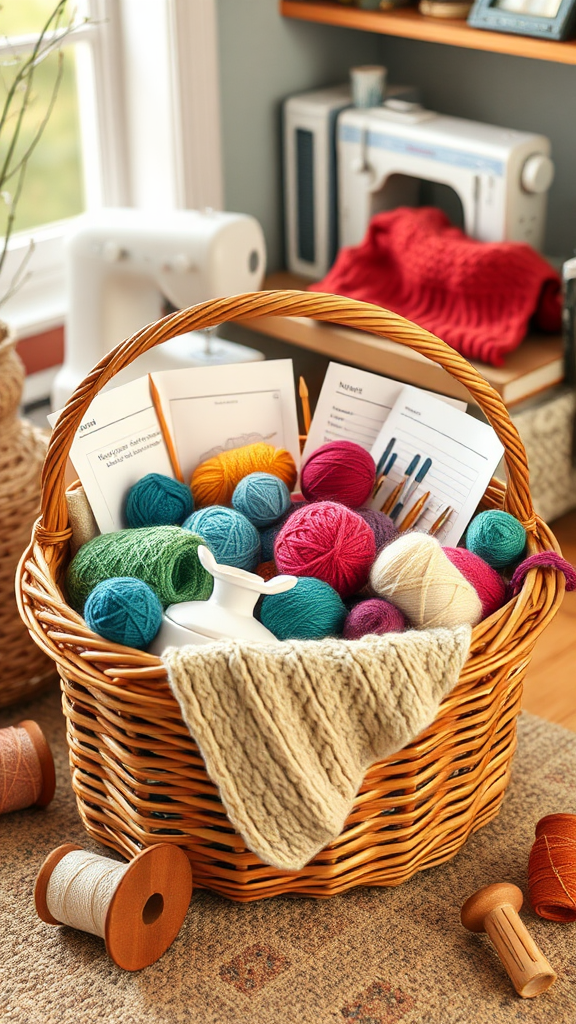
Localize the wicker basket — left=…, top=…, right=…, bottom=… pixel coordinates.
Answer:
left=16, top=291, right=566, bottom=901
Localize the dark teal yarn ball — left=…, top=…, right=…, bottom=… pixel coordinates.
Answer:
left=124, top=473, right=193, bottom=528
left=465, top=509, right=526, bottom=569
left=84, top=577, right=163, bottom=650
left=232, top=472, right=292, bottom=528
left=260, top=576, right=347, bottom=640
left=183, top=505, right=261, bottom=571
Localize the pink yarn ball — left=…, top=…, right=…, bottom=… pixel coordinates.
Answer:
left=443, top=546, right=506, bottom=619
left=343, top=598, right=407, bottom=640
left=274, top=500, right=376, bottom=598
left=301, top=441, right=376, bottom=508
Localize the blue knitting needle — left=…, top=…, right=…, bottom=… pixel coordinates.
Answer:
left=391, top=457, right=432, bottom=521
left=375, top=437, right=396, bottom=475
left=371, top=452, right=397, bottom=498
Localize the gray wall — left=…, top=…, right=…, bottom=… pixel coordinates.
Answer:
left=216, top=2, right=576, bottom=270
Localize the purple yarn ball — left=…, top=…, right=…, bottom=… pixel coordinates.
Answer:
left=343, top=598, right=407, bottom=640
left=356, top=508, right=399, bottom=552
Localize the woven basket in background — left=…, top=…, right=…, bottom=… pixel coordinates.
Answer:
left=0, top=325, right=56, bottom=708
left=16, top=291, right=566, bottom=900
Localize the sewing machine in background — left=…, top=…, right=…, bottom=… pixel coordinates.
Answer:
left=52, top=207, right=267, bottom=410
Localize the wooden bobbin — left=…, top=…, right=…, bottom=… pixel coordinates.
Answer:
left=34, top=842, right=193, bottom=971
left=461, top=882, right=557, bottom=998
left=17, top=720, right=56, bottom=807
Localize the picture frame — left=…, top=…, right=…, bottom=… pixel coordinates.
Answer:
left=467, top=0, right=576, bottom=40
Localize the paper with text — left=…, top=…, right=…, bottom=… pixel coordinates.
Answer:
left=370, top=390, right=504, bottom=545
left=152, top=360, right=301, bottom=483
left=48, top=377, right=174, bottom=534
left=301, top=363, right=466, bottom=464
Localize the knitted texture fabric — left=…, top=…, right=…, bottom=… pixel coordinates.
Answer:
left=164, top=624, right=471, bottom=871
left=313, top=207, right=562, bottom=367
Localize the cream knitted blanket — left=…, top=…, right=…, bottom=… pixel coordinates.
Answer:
left=164, top=625, right=471, bottom=872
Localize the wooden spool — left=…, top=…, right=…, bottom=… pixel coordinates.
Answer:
left=35, top=842, right=193, bottom=971
left=461, top=882, right=557, bottom=998
left=0, top=719, right=55, bottom=813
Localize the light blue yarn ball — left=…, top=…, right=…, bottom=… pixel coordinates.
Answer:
left=232, top=472, right=292, bottom=528
left=261, top=576, right=347, bottom=641
left=183, top=505, right=261, bottom=571
left=125, top=473, right=193, bottom=528
left=465, top=509, right=526, bottom=569
left=84, top=577, right=163, bottom=650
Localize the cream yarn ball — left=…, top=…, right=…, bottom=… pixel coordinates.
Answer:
left=369, top=532, right=483, bottom=630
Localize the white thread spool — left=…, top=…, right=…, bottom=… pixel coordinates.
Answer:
left=35, top=843, right=193, bottom=971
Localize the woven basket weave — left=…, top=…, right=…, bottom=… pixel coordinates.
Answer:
left=0, top=326, right=56, bottom=708
left=16, top=291, right=565, bottom=901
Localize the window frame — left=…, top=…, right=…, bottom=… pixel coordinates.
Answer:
left=1, top=0, right=223, bottom=341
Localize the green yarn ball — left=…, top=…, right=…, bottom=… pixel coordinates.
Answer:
left=84, top=577, right=163, bottom=650
left=261, top=576, right=347, bottom=640
left=124, top=473, right=193, bottom=528
left=66, top=526, right=212, bottom=611
left=465, top=510, right=527, bottom=569
left=183, top=506, right=261, bottom=571
left=232, top=472, right=292, bottom=528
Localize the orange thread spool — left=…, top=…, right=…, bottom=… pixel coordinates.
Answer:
left=528, top=813, right=576, bottom=922
left=0, top=720, right=55, bottom=814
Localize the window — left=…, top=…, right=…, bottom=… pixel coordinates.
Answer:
left=0, top=0, right=223, bottom=347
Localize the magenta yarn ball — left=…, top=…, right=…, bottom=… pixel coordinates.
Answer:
left=356, top=508, right=399, bottom=551
left=274, top=500, right=376, bottom=598
left=443, top=546, right=506, bottom=619
left=343, top=598, right=407, bottom=640
left=301, top=441, right=376, bottom=508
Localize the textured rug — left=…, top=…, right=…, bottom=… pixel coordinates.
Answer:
left=1, top=686, right=576, bottom=1024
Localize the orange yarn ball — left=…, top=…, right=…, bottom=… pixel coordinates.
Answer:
left=190, top=443, right=297, bottom=509
left=255, top=560, right=278, bottom=582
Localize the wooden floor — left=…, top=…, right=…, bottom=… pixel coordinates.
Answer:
left=523, top=511, right=576, bottom=731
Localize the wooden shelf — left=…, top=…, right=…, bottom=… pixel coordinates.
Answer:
left=281, top=1, right=576, bottom=64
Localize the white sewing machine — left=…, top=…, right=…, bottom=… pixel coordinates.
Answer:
left=338, top=101, right=555, bottom=252
left=52, top=207, right=267, bottom=410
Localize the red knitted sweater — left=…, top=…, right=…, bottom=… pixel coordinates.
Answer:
left=312, top=207, right=561, bottom=366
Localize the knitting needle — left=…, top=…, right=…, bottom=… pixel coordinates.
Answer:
left=428, top=506, right=453, bottom=536
left=398, top=491, right=431, bottom=533
left=299, top=376, right=312, bottom=435
left=371, top=452, right=398, bottom=497
left=148, top=373, right=185, bottom=483
left=390, top=457, right=432, bottom=521
left=381, top=454, right=420, bottom=515
left=376, top=437, right=396, bottom=475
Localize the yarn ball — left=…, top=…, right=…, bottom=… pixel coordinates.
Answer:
left=259, top=499, right=307, bottom=561
left=66, top=526, right=212, bottom=611
left=232, top=472, right=292, bottom=527
left=191, top=442, right=297, bottom=508
left=261, top=576, right=347, bottom=640
left=255, top=560, right=278, bottom=582
left=356, top=507, right=399, bottom=551
left=301, top=440, right=376, bottom=508
left=343, top=598, right=407, bottom=640
left=274, top=500, right=376, bottom=598
left=444, top=546, right=506, bottom=619
left=183, top=505, right=261, bottom=571
left=465, top=510, right=526, bottom=569
left=369, top=532, right=483, bottom=629
left=124, top=472, right=193, bottom=528
left=84, top=577, right=163, bottom=650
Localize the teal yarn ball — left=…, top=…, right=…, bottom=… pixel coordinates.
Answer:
left=66, top=526, right=213, bottom=611
left=183, top=505, right=261, bottom=571
left=261, top=576, right=347, bottom=640
left=125, top=473, right=193, bottom=528
left=232, top=472, right=292, bottom=528
left=465, top=510, right=527, bottom=569
left=84, top=577, right=163, bottom=650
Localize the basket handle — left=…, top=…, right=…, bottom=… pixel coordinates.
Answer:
left=40, top=290, right=536, bottom=536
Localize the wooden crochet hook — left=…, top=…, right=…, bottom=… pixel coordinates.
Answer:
left=461, top=883, right=557, bottom=998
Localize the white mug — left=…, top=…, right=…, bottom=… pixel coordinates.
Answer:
left=350, top=65, right=387, bottom=108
